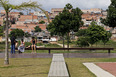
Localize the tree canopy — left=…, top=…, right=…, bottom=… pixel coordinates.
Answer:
left=76, top=21, right=112, bottom=47
left=101, top=0, right=116, bottom=28
left=34, top=26, right=41, bottom=32
left=47, top=3, right=83, bottom=36
left=39, top=20, right=45, bottom=24
left=9, top=29, right=24, bottom=38
left=87, top=22, right=106, bottom=45
left=47, top=3, right=83, bottom=48
left=75, top=29, right=87, bottom=37
left=101, top=31, right=112, bottom=45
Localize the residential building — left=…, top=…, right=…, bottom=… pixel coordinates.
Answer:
left=51, top=8, right=63, bottom=16
left=34, top=11, right=46, bottom=17
left=9, top=23, right=47, bottom=33
left=82, top=12, right=104, bottom=26
left=82, top=8, right=102, bottom=13
left=18, top=15, right=38, bottom=21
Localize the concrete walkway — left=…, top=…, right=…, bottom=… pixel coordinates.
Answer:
left=48, top=54, right=69, bottom=77
left=83, top=63, right=115, bottom=77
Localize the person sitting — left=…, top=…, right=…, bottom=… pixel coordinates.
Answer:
left=18, top=39, right=25, bottom=53
left=15, top=41, right=18, bottom=48
left=31, top=37, right=37, bottom=53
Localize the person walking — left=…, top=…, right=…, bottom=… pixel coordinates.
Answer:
left=10, top=33, right=16, bottom=54
left=18, top=39, right=25, bottom=53
left=31, top=37, right=36, bottom=53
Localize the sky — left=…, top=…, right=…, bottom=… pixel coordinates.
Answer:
left=9, top=0, right=111, bottom=12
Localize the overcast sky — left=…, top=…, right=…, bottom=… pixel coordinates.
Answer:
left=9, top=0, right=111, bottom=12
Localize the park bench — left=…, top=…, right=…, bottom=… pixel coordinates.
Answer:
left=48, top=54, right=69, bottom=77
left=24, top=47, right=114, bottom=54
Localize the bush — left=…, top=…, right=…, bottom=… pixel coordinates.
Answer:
left=36, top=43, right=43, bottom=46
left=25, top=42, right=31, bottom=47
left=77, top=37, right=89, bottom=47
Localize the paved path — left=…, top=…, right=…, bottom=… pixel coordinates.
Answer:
left=1, top=53, right=116, bottom=58
left=83, top=63, right=115, bottom=77
left=48, top=54, right=69, bottom=77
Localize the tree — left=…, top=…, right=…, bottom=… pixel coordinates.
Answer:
left=0, top=0, right=47, bottom=65
left=87, top=22, right=106, bottom=46
left=0, top=26, right=4, bottom=36
left=47, top=3, right=83, bottom=48
left=34, top=26, right=41, bottom=32
left=102, top=0, right=116, bottom=29
left=9, top=29, right=24, bottom=38
left=76, top=21, right=109, bottom=47
left=77, top=36, right=89, bottom=47
left=75, top=29, right=87, bottom=37
left=102, top=31, right=112, bottom=45
left=39, top=20, right=45, bottom=24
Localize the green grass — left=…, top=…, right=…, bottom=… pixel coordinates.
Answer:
left=0, top=58, right=51, bottom=77
left=45, top=44, right=61, bottom=48
left=58, top=40, right=116, bottom=48
left=0, top=58, right=116, bottom=77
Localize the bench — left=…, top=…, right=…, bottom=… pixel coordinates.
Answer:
left=48, top=54, right=69, bottom=77
left=24, top=47, right=114, bottom=54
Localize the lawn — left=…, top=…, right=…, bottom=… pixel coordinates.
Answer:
left=58, top=40, right=116, bottom=49
left=0, top=58, right=116, bottom=77
left=0, top=58, right=51, bottom=77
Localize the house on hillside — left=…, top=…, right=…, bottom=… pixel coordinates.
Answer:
left=36, top=31, right=50, bottom=43
left=9, top=23, right=47, bottom=33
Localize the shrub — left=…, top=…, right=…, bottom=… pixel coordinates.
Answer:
left=77, top=37, right=89, bottom=47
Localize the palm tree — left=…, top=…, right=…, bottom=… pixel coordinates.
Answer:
left=0, top=0, right=49, bottom=65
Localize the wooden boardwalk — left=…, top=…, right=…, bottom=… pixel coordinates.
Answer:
left=48, top=54, right=69, bottom=77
